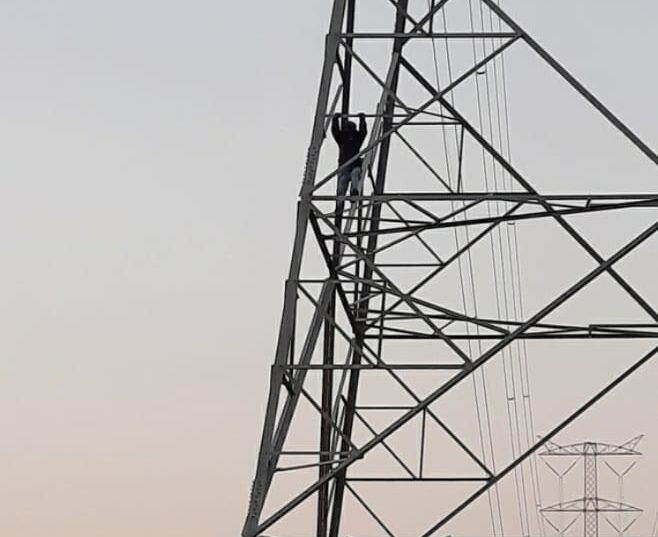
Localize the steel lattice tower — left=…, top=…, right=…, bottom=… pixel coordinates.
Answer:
left=241, top=2, right=658, bottom=537
left=541, top=438, right=643, bottom=537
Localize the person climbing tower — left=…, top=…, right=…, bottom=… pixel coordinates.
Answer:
left=331, top=112, right=367, bottom=217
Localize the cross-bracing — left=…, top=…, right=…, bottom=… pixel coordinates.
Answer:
left=541, top=437, right=644, bottom=537
left=242, top=1, right=658, bottom=536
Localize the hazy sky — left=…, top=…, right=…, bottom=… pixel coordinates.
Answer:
left=1, top=1, right=657, bottom=537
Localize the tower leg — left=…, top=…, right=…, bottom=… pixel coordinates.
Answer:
left=584, top=443, right=599, bottom=537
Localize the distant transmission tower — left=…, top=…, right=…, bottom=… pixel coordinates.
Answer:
left=540, top=437, right=643, bottom=537
left=241, top=1, right=658, bottom=537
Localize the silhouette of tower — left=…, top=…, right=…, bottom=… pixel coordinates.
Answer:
left=241, top=2, right=658, bottom=537
left=541, top=437, right=643, bottom=537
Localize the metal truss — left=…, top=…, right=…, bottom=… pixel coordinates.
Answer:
left=542, top=437, right=643, bottom=458
left=540, top=438, right=643, bottom=537
left=241, top=1, right=658, bottom=536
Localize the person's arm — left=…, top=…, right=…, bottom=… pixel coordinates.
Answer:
left=331, top=115, right=341, bottom=143
left=357, top=113, right=367, bottom=144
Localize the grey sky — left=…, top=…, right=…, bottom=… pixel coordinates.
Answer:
left=0, top=1, right=657, bottom=536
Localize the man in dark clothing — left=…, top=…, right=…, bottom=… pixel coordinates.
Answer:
left=331, top=113, right=367, bottom=202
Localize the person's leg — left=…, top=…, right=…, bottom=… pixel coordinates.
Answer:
left=336, top=169, right=350, bottom=218
left=337, top=169, right=349, bottom=197
left=349, top=165, right=362, bottom=196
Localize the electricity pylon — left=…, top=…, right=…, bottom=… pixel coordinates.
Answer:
left=241, top=1, right=658, bottom=537
left=540, top=437, right=643, bottom=537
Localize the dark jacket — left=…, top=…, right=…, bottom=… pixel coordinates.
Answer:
left=331, top=115, right=367, bottom=166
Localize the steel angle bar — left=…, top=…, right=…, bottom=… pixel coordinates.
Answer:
left=308, top=214, right=380, bottom=358
left=328, top=214, right=430, bottom=227
left=378, top=263, right=443, bottom=268
left=322, top=112, right=448, bottom=118
left=318, top=220, right=473, bottom=353
left=372, top=307, right=509, bottom=336
left=383, top=0, right=425, bottom=34
left=419, top=408, right=427, bottom=478
left=367, top=331, right=658, bottom=341
left=457, top=126, right=466, bottom=192
left=377, top=199, right=446, bottom=261
left=436, top=95, right=658, bottom=323
left=399, top=199, right=446, bottom=224
left=330, top=50, right=408, bottom=265
left=333, top=217, right=442, bottom=274
left=329, top=13, right=414, bottom=532
left=254, top=221, right=658, bottom=535
left=330, top=351, right=485, bottom=485
left=348, top=477, right=489, bottom=482
left=243, top=281, right=335, bottom=534
left=350, top=382, right=492, bottom=480
left=243, top=1, right=348, bottom=531
left=358, top=405, right=420, bottom=410
left=345, top=483, right=398, bottom=537
left=311, top=36, right=519, bottom=193
left=316, top=206, right=506, bottom=336
left=543, top=499, right=641, bottom=512
left=323, top=84, right=343, bottom=137
left=419, top=343, right=658, bottom=537
left=314, top=208, right=474, bottom=361
left=329, top=204, right=449, bottom=272
left=370, top=324, right=446, bottom=339
left=401, top=42, right=658, bottom=326
left=356, top=277, right=509, bottom=336
left=434, top=198, right=658, bottom=226
left=276, top=459, right=348, bottom=474
left=269, top=282, right=337, bottom=471
left=394, top=130, right=452, bottom=190
left=365, top=203, right=522, bottom=330
left=401, top=32, right=519, bottom=96
left=392, top=57, right=658, bottom=325
left=340, top=197, right=658, bottom=237
left=406, top=0, right=456, bottom=39
left=310, top=248, right=490, bottom=489
left=480, top=0, right=658, bottom=166
left=347, top=289, right=387, bottom=312
left=286, top=363, right=465, bottom=370
left=396, top=119, right=462, bottom=125
left=382, top=0, right=464, bottom=48
left=416, top=197, right=486, bottom=226
left=296, top=282, right=380, bottom=366
left=367, top=310, right=519, bottom=330
left=307, top=211, right=497, bottom=491
left=301, top=0, right=347, bottom=191
left=299, top=386, right=359, bottom=452
left=339, top=32, right=517, bottom=39
left=310, top=193, right=658, bottom=202
left=542, top=440, right=642, bottom=456
left=392, top=105, right=455, bottom=120
left=314, top=196, right=480, bottom=235
left=357, top=50, right=404, bottom=187
left=278, top=450, right=350, bottom=456
left=339, top=40, right=411, bottom=113
left=351, top=405, right=417, bottom=478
